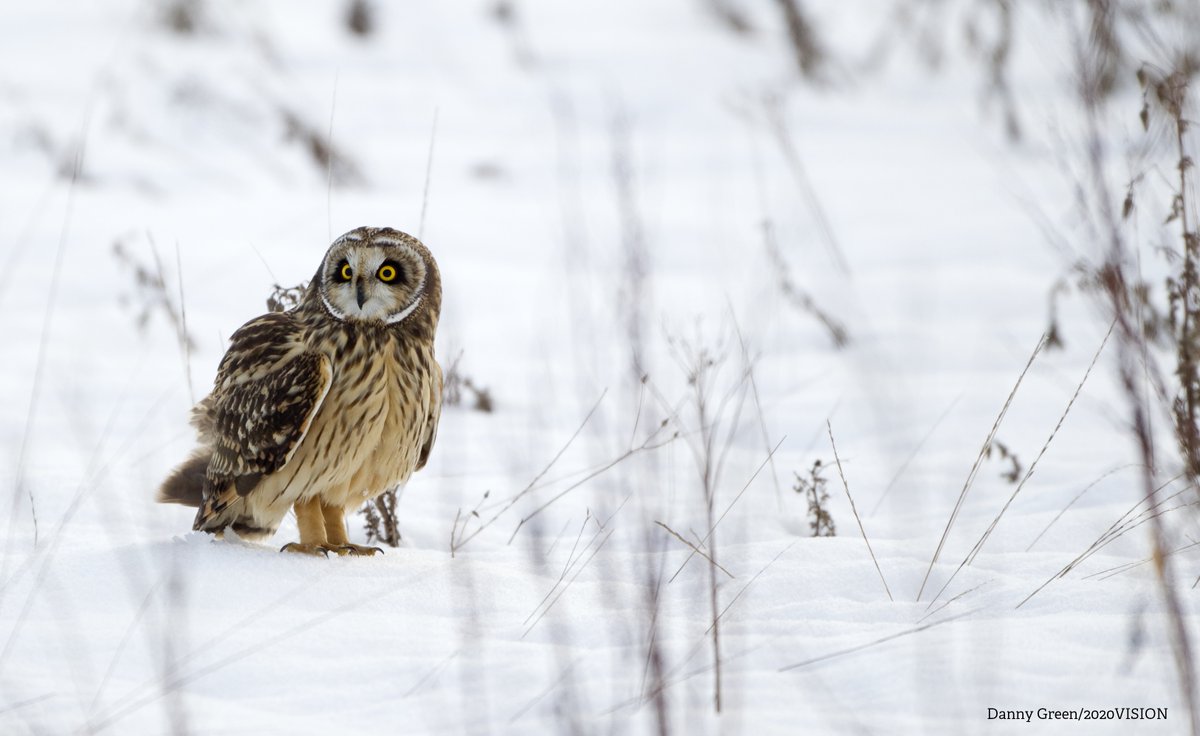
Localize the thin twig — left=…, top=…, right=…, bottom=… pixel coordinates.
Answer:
left=779, top=610, right=976, bottom=672
left=916, top=333, right=1046, bottom=600
left=704, top=540, right=797, bottom=635
left=87, top=577, right=167, bottom=716
left=509, top=658, right=583, bottom=725
left=449, top=390, right=607, bottom=552
left=967, top=322, right=1112, bottom=566
left=1017, top=477, right=1188, bottom=608
left=521, top=529, right=615, bottom=639
left=0, top=693, right=55, bottom=717
left=763, top=98, right=849, bottom=274
left=419, top=107, right=439, bottom=240
left=7, top=131, right=85, bottom=551
left=1087, top=540, right=1200, bottom=581
left=86, top=567, right=438, bottom=733
left=403, top=649, right=459, bottom=698
left=0, top=387, right=173, bottom=682
left=655, top=521, right=734, bottom=579
left=869, top=395, right=961, bottom=516
left=928, top=323, right=1111, bottom=605
left=325, top=71, right=339, bottom=242
left=507, top=428, right=676, bottom=544
left=827, top=421, right=893, bottom=601
left=916, top=581, right=991, bottom=625
left=1025, top=463, right=1141, bottom=552
left=606, top=538, right=798, bottom=716
left=174, top=240, right=194, bottom=404
left=668, top=436, right=785, bottom=584
left=728, top=302, right=785, bottom=514
left=522, top=514, right=594, bottom=627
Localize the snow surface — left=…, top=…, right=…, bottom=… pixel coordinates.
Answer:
left=0, top=1, right=1195, bottom=734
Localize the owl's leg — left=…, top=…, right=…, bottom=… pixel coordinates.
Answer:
left=321, top=502, right=384, bottom=557
left=280, top=497, right=339, bottom=556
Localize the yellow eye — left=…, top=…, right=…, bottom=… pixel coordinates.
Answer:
left=339, top=263, right=353, bottom=281
left=378, top=264, right=397, bottom=282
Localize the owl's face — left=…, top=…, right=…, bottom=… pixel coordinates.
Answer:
left=316, top=228, right=436, bottom=325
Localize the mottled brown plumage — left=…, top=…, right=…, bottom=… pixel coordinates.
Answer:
left=159, top=227, right=442, bottom=555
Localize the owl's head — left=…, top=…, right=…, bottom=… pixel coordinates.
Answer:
left=314, top=227, right=441, bottom=330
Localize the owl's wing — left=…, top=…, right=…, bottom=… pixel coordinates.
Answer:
left=415, top=360, right=443, bottom=471
left=201, top=312, right=332, bottom=497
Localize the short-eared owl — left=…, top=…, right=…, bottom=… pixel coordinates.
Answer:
left=159, top=226, right=442, bottom=556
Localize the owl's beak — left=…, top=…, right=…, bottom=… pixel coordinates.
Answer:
left=355, top=281, right=368, bottom=309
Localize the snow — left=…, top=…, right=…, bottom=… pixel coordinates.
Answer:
left=0, top=0, right=1195, bottom=734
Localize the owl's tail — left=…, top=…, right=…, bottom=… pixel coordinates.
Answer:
left=157, top=452, right=209, bottom=507
left=193, top=489, right=278, bottom=542
left=159, top=453, right=279, bottom=542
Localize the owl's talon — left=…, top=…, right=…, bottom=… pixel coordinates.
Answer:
left=337, top=544, right=384, bottom=557
left=280, top=542, right=333, bottom=557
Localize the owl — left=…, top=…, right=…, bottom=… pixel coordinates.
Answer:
left=158, top=226, right=443, bottom=556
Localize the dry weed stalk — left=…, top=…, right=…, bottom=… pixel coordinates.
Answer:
left=763, top=98, right=849, bottom=276
left=280, top=107, right=363, bottom=187
left=1019, top=475, right=1188, bottom=608
left=779, top=609, right=976, bottom=673
left=1150, top=65, right=1200, bottom=482
left=1070, top=24, right=1198, bottom=731
left=792, top=460, right=835, bottom=537
left=675, top=336, right=728, bottom=713
left=5, top=138, right=85, bottom=555
left=345, top=0, right=375, bottom=37
left=112, top=234, right=198, bottom=352
left=917, top=333, right=1045, bottom=601
left=362, top=487, right=402, bottom=547
left=447, top=391, right=678, bottom=555
left=656, top=328, right=780, bottom=713
left=827, top=422, right=892, bottom=601
left=610, top=105, right=649, bottom=377
left=655, top=520, right=734, bottom=578
left=774, top=0, right=827, bottom=81
left=441, top=351, right=495, bottom=414
left=927, top=326, right=1111, bottom=607
left=763, top=222, right=849, bottom=348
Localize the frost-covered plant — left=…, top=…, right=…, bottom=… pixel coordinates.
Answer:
left=362, top=488, right=401, bottom=547
left=794, top=459, right=835, bottom=537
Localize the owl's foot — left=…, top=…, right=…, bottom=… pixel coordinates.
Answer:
left=278, top=542, right=383, bottom=557
left=280, top=542, right=339, bottom=557
left=334, top=543, right=384, bottom=557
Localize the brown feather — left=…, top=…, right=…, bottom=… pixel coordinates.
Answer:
left=157, top=452, right=208, bottom=507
